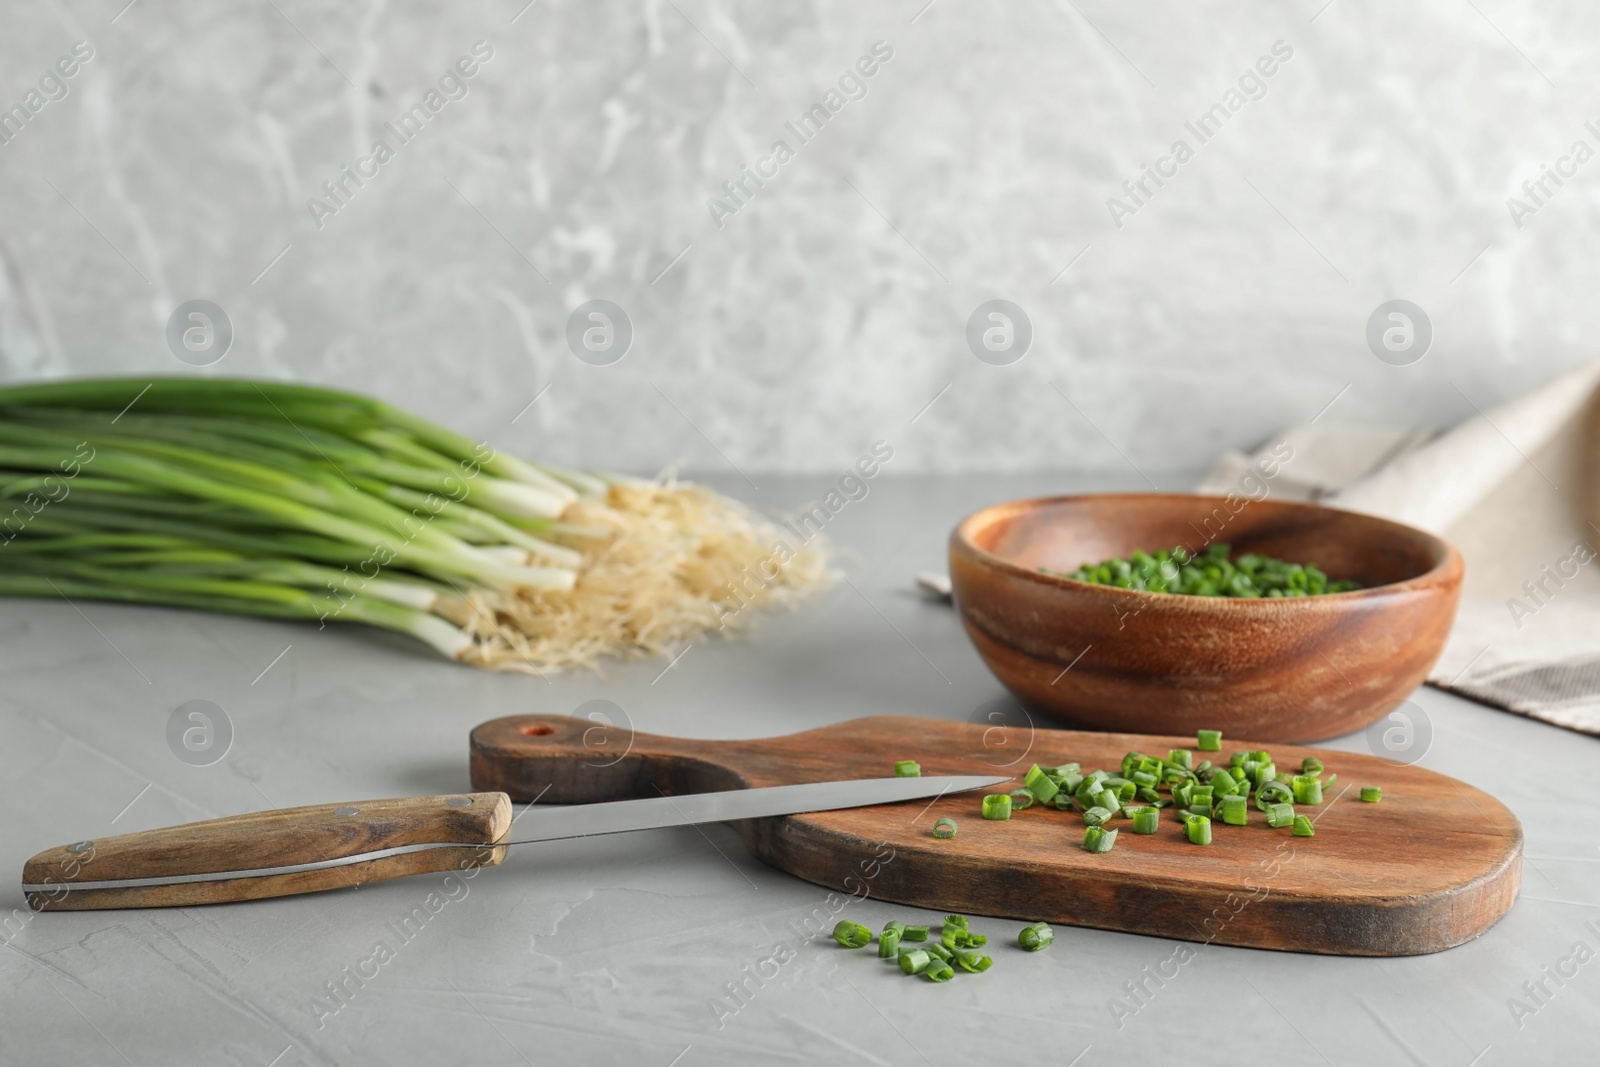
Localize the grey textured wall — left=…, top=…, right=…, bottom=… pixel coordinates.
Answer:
left=0, top=0, right=1591, bottom=476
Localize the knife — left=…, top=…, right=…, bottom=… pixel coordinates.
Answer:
left=21, top=774, right=1007, bottom=911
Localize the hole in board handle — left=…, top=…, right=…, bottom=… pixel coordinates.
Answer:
left=520, top=724, right=555, bottom=736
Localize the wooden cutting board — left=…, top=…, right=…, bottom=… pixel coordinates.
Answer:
left=469, top=714, right=1521, bottom=955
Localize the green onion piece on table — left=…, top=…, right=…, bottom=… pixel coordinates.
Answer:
left=1008, top=788, right=1035, bottom=811
left=1168, top=748, right=1193, bottom=770
left=1082, top=806, right=1112, bottom=827
left=1197, top=729, right=1222, bottom=751
left=925, top=961, right=956, bottom=982
left=900, top=949, right=932, bottom=975
left=982, top=794, right=1012, bottom=820
left=1361, top=786, right=1382, bottom=803
left=926, top=942, right=953, bottom=961
left=1018, top=922, right=1054, bottom=951
left=932, top=817, right=958, bottom=839
left=883, top=921, right=906, bottom=938
left=1301, top=756, right=1324, bottom=777
left=1131, top=808, right=1160, bottom=834
left=901, top=925, right=929, bottom=942
left=1264, top=803, right=1295, bottom=829
left=954, top=949, right=992, bottom=973
left=879, top=930, right=901, bottom=957
left=894, top=760, right=921, bottom=778
left=1185, top=815, right=1213, bottom=845
left=1292, top=814, right=1316, bottom=837
left=833, top=920, right=872, bottom=948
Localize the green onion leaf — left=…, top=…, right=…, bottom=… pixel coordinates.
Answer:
left=932, top=816, right=958, bottom=839
left=1292, top=814, right=1316, bottom=837
left=894, top=760, right=921, bottom=777
left=1360, top=786, right=1382, bottom=803
left=1197, top=729, right=1222, bottom=751
left=982, top=794, right=1012, bottom=820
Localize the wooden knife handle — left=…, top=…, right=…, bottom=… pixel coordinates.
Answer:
left=23, top=792, right=512, bottom=912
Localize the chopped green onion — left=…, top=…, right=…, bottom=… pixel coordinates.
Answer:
left=1168, top=748, right=1193, bottom=770
left=956, top=931, right=987, bottom=948
left=1264, top=803, right=1295, bottom=828
left=925, top=961, right=956, bottom=982
left=1292, top=775, right=1323, bottom=805
left=926, top=942, right=953, bottom=961
left=1008, top=788, right=1035, bottom=811
left=894, top=760, right=921, bottom=778
left=1360, top=786, right=1382, bottom=803
left=1023, top=764, right=1060, bottom=803
left=1051, top=793, right=1076, bottom=810
left=1185, top=815, right=1213, bottom=845
left=1256, top=780, right=1294, bottom=811
left=901, top=925, right=929, bottom=942
left=1082, top=805, right=1113, bottom=827
left=982, top=794, right=1012, bottom=820
left=932, top=817, right=958, bottom=839
left=1083, top=826, right=1118, bottom=853
left=1131, top=808, right=1160, bottom=834
left=883, top=921, right=906, bottom=938
left=833, top=920, right=872, bottom=948
left=1301, top=756, right=1324, bottom=777
left=1292, top=814, right=1315, bottom=837
left=1220, top=794, right=1248, bottom=826
left=900, top=949, right=931, bottom=974
left=879, top=930, right=901, bottom=957
left=1018, top=922, right=1054, bottom=951
left=953, top=949, right=992, bottom=973
left=1197, top=729, right=1222, bottom=751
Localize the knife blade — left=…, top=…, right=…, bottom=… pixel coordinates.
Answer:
left=22, top=774, right=1008, bottom=911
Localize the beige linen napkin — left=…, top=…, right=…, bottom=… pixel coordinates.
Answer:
left=1198, top=362, right=1600, bottom=735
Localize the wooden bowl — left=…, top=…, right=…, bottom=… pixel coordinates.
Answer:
left=948, top=493, right=1463, bottom=743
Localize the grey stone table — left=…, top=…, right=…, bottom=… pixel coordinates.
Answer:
left=2, top=473, right=1595, bottom=1066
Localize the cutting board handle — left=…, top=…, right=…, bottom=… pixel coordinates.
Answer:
left=23, top=793, right=511, bottom=911
left=470, top=714, right=763, bottom=803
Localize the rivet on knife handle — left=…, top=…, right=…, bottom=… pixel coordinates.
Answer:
left=21, top=793, right=512, bottom=912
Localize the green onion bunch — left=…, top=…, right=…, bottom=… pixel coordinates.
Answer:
left=0, top=377, right=829, bottom=668
left=1048, top=542, right=1360, bottom=597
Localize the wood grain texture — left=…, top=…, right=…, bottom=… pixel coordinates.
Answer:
left=949, top=493, right=1465, bottom=742
left=24, top=792, right=511, bottom=911
left=471, top=715, right=1519, bottom=955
